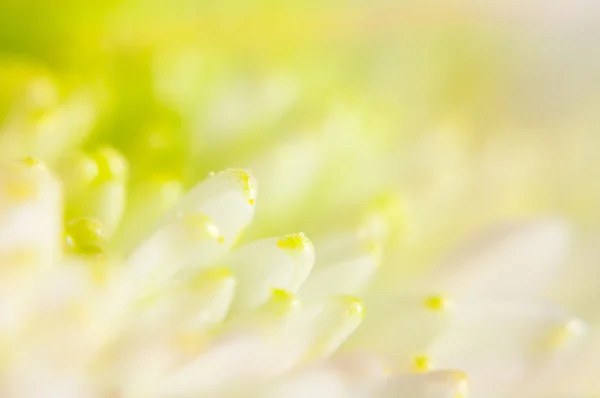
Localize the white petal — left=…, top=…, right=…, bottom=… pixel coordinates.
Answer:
left=326, top=352, right=391, bottom=383
left=0, top=161, right=62, bottom=269
left=124, top=169, right=257, bottom=293
left=227, top=233, right=314, bottom=315
left=283, top=354, right=387, bottom=398
left=136, top=267, right=236, bottom=330
left=238, top=343, right=386, bottom=398
left=345, top=295, right=450, bottom=370
left=2, top=365, right=94, bottom=398
left=225, top=288, right=301, bottom=334
left=107, top=330, right=186, bottom=397
left=285, top=296, right=366, bottom=363
left=419, top=219, right=570, bottom=297
left=261, top=366, right=349, bottom=398
left=164, top=168, right=257, bottom=244
left=427, top=299, right=586, bottom=397
left=158, top=333, right=277, bottom=396
left=520, top=331, right=599, bottom=397
left=0, top=162, right=62, bottom=334
left=124, top=213, right=224, bottom=293
left=300, top=232, right=380, bottom=300
left=358, top=370, right=469, bottom=398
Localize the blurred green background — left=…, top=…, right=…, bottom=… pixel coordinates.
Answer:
left=1, top=0, right=599, bottom=255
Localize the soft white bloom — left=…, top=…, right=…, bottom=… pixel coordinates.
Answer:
left=0, top=156, right=597, bottom=398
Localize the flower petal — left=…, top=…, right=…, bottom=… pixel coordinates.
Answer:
left=227, top=233, right=314, bottom=315
left=300, top=232, right=381, bottom=300
left=0, top=160, right=62, bottom=269
left=418, top=219, right=570, bottom=297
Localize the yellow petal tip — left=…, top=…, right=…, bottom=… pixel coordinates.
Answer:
left=229, top=168, right=257, bottom=204
left=423, top=294, right=454, bottom=312
left=547, top=317, right=588, bottom=349
left=412, top=354, right=433, bottom=373
left=342, top=296, right=365, bottom=318
left=12, top=156, right=46, bottom=170
left=277, top=232, right=312, bottom=252
left=451, top=371, right=469, bottom=398
left=265, top=288, right=300, bottom=315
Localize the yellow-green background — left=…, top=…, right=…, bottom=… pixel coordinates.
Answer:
left=1, top=1, right=599, bottom=269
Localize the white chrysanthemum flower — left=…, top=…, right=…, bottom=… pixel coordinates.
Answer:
left=1, top=3, right=600, bottom=396
left=0, top=153, right=596, bottom=398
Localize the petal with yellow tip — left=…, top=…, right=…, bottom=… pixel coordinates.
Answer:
left=164, top=168, right=257, bottom=245
left=287, top=296, right=366, bottom=363
left=226, top=234, right=314, bottom=315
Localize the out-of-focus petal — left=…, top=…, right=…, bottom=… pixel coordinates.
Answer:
left=359, top=370, right=469, bottom=398
left=427, top=299, right=587, bottom=397
left=65, top=148, right=129, bottom=237
left=345, top=294, right=451, bottom=369
left=0, top=160, right=62, bottom=269
left=158, top=333, right=277, bottom=397
left=418, top=219, right=570, bottom=297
